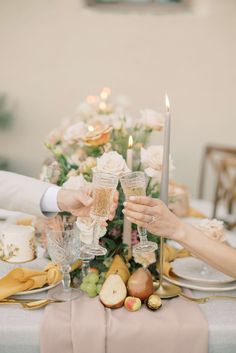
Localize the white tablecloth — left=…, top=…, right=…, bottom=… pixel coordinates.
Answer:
left=0, top=200, right=236, bottom=353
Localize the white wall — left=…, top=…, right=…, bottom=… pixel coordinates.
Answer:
left=0, top=0, right=236, bottom=197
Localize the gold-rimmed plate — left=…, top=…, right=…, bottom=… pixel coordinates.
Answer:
left=164, top=274, right=236, bottom=292
left=172, top=257, right=234, bottom=284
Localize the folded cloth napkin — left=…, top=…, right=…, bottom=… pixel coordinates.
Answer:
left=187, top=207, right=206, bottom=218
left=0, top=262, right=61, bottom=300
left=159, top=244, right=190, bottom=277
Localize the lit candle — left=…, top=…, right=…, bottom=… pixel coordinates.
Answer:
left=126, top=135, right=133, bottom=170
left=160, top=95, right=171, bottom=204
left=123, top=135, right=133, bottom=248
left=158, top=94, right=171, bottom=289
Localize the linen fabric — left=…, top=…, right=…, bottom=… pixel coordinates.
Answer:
left=40, top=289, right=208, bottom=353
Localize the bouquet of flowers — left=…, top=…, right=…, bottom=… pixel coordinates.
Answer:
left=41, top=88, right=174, bottom=272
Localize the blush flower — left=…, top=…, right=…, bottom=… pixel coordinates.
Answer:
left=195, top=219, right=225, bottom=242
left=64, top=122, right=87, bottom=144
left=138, top=109, right=164, bottom=131
left=141, top=145, right=174, bottom=180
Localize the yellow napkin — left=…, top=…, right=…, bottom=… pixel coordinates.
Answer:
left=0, top=263, right=62, bottom=300
left=158, top=244, right=190, bottom=277
left=187, top=207, right=206, bottom=219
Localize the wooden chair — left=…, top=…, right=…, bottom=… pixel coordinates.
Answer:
left=198, top=144, right=236, bottom=227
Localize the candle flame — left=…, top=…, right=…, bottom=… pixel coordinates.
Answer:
left=88, top=125, right=95, bottom=132
left=128, top=135, right=133, bottom=148
left=165, top=94, right=170, bottom=113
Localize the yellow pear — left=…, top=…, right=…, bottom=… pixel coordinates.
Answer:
left=106, top=255, right=130, bottom=284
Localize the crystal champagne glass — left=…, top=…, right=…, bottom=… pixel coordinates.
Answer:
left=82, top=171, right=119, bottom=256
left=120, top=171, right=158, bottom=254
left=46, top=228, right=81, bottom=301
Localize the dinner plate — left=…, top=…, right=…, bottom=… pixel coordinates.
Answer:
left=0, top=246, right=61, bottom=296
left=16, top=282, right=60, bottom=295
left=163, top=275, right=236, bottom=292
left=172, top=257, right=234, bottom=284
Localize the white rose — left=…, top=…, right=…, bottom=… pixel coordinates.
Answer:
left=63, top=174, right=92, bottom=193
left=196, top=219, right=225, bottom=242
left=141, top=145, right=175, bottom=180
left=63, top=122, right=87, bottom=144
left=139, top=109, right=164, bottom=131
left=76, top=218, right=106, bottom=244
left=96, top=151, right=130, bottom=176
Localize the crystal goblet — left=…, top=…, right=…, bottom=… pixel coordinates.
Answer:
left=46, top=228, right=81, bottom=301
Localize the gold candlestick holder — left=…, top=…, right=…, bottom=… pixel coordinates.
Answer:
left=154, top=237, right=181, bottom=299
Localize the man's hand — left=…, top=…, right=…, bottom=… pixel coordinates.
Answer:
left=57, top=188, right=119, bottom=221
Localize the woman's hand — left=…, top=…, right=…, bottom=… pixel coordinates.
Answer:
left=123, top=196, right=184, bottom=241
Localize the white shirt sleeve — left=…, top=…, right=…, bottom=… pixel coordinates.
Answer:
left=40, top=185, right=61, bottom=213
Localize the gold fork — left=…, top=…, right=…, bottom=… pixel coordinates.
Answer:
left=178, top=291, right=236, bottom=304
left=0, top=298, right=62, bottom=309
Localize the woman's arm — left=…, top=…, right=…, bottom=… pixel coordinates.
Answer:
left=123, top=196, right=236, bottom=279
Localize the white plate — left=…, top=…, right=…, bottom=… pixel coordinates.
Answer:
left=16, top=282, right=60, bottom=295
left=164, top=275, right=236, bottom=292
left=0, top=247, right=61, bottom=296
left=172, top=257, right=234, bottom=284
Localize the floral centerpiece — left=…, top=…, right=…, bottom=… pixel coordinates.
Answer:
left=41, top=88, right=173, bottom=274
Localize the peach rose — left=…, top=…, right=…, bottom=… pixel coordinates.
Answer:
left=83, top=121, right=112, bottom=146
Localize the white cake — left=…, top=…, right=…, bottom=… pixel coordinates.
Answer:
left=0, top=225, right=36, bottom=263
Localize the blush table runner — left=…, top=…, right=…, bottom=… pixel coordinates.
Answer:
left=40, top=290, right=208, bottom=353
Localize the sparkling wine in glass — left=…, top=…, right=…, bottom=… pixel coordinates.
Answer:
left=82, top=171, right=119, bottom=256
left=120, top=171, right=158, bottom=254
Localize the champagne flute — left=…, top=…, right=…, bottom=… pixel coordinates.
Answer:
left=82, top=171, right=119, bottom=256
left=120, top=171, right=158, bottom=254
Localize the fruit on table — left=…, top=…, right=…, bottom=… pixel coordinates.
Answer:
left=146, top=294, right=162, bottom=311
left=83, top=272, right=99, bottom=284
left=99, top=274, right=127, bottom=308
left=127, top=268, right=154, bottom=301
left=106, top=255, right=130, bottom=284
left=80, top=272, right=104, bottom=297
left=124, top=296, right=142, bottom=312
left=88, top=267, right=99, bottom=274
left=85, top=282, right=98, bottom=298
left=96, top=283, right=103, bottom=294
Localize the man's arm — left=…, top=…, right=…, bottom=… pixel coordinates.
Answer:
left=0, top=171, right=56, bottom=217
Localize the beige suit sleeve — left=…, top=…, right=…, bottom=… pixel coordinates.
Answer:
left=0, top=171, right=55, bottom=217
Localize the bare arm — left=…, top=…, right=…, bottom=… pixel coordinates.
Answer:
left=123, top=196, right=236, bottom=279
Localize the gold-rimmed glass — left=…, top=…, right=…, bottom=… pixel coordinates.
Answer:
left=82, top=171, right=119, bottom=256
left=120, top=171, right=158, bottom=254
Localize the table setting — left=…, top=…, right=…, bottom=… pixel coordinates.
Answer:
left=0, top=89, right=236, bottom=353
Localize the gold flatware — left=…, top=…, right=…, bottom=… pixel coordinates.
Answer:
left=178, top=291, right=236, bottom=304
left=1, top=297, right=50, bottom=303
left=0, top=298, right=63, bottom=309
left=153, top=281, right=236, bottom=303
